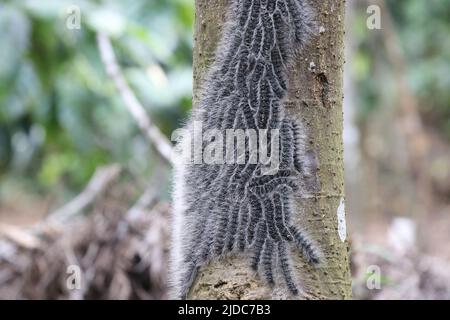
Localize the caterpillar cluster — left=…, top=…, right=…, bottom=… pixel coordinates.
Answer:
left=171, top=0, right=321, bottom=299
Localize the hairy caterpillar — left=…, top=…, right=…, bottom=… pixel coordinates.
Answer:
left=171, top=0, right=321, bottom=299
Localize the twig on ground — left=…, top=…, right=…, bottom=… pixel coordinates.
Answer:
left=47, top=164, right=122, bottom=225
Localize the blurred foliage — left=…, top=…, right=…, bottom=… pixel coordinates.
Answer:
left=350, top=0, right=450, bottom=138
left=0, top=0, right=194, bottom=194
left=0, top=0, right=449, bottom=198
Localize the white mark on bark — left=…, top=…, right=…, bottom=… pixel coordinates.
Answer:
left=337, top=197, right=347, bottom=242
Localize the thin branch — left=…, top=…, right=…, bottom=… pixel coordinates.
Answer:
left=378, top=0, right=432, bottom=215
left=0, top=164, right=122, bottom=250
left=0, top=224, right=43, bottom=250
left=47, top=164, right=122, bottom=225
left=96, top=33, right=174, bottom=166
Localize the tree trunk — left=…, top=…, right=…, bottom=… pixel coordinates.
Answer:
left=190, top=0, right=351, bottom=300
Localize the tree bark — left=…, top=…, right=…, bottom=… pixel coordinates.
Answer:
left=190, top=0, right=351, bottom=299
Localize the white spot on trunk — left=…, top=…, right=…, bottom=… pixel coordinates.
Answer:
left=337, top=197, right=347, bottom=242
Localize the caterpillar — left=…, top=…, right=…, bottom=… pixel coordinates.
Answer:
left=171, top=0, right=321, bottom=299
